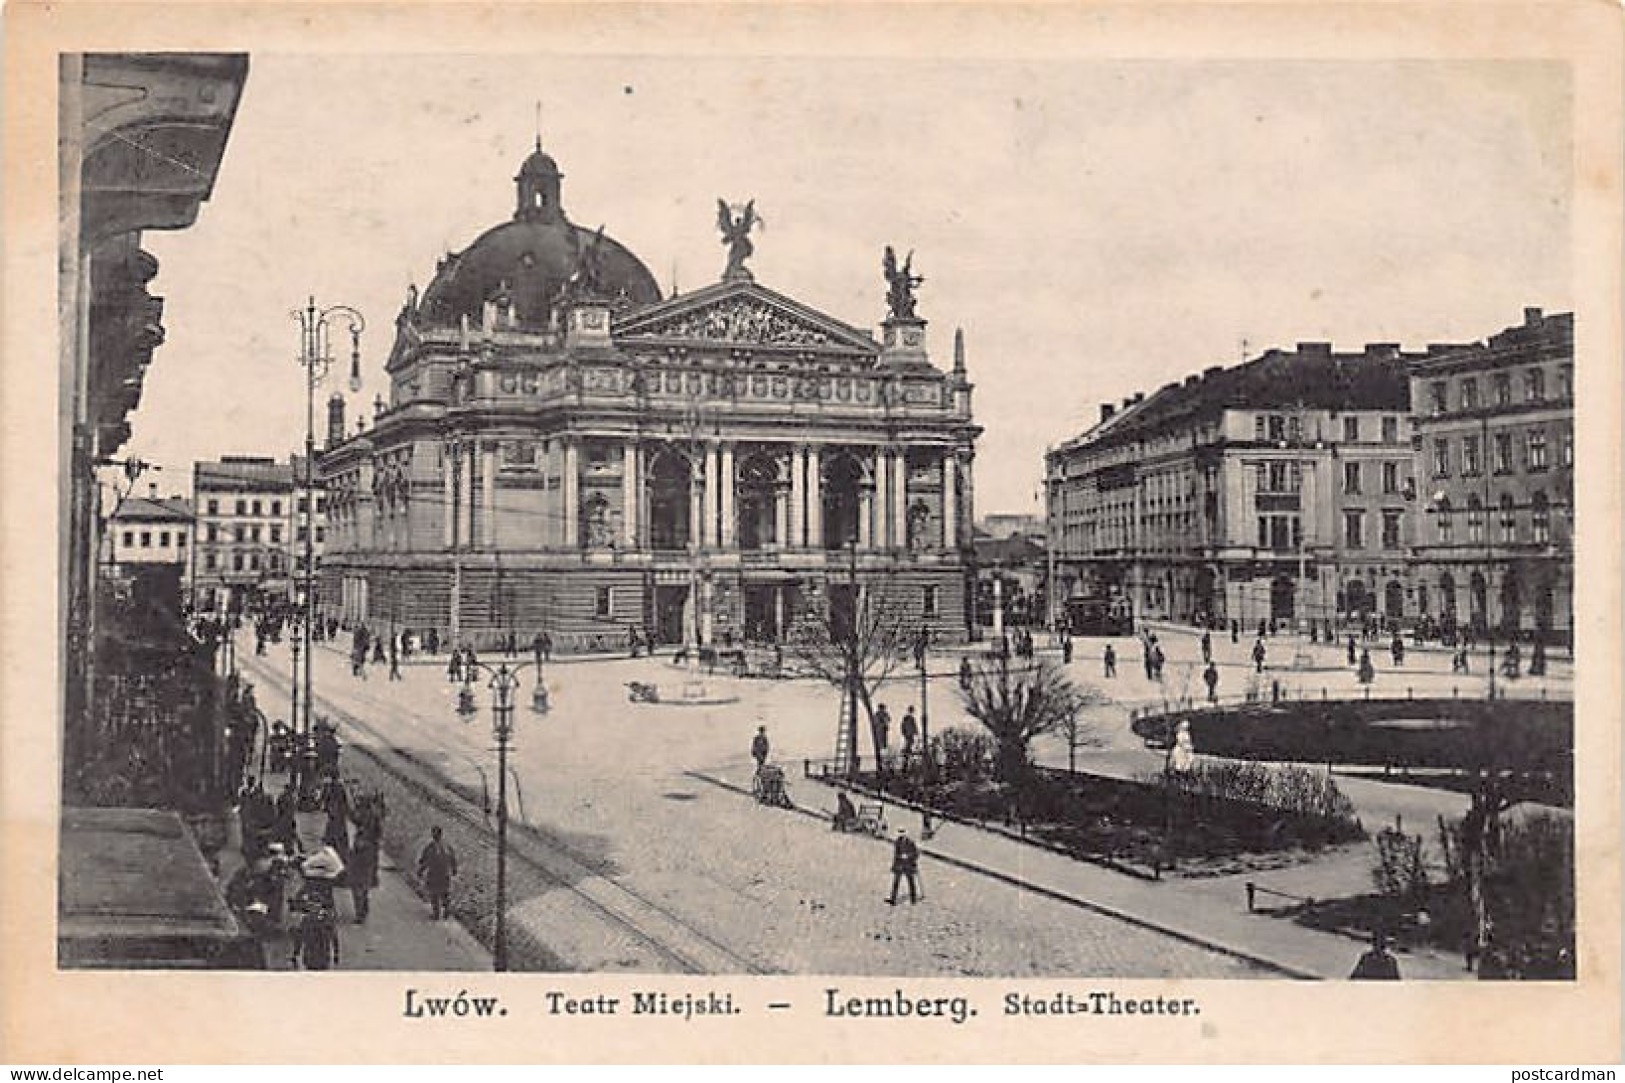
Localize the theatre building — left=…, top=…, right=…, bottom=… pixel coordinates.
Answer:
left=317, top=145, right=981, bottom=651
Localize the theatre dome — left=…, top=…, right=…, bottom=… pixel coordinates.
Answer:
left=418, top=143, right=661, bottom=328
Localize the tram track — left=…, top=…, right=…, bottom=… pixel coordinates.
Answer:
left=242, top=654, right=770, bottom=976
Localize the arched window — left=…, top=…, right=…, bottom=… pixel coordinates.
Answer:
left=1532, top=491, right=1551, bottom=544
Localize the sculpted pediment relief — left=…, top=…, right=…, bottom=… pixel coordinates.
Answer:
left=616, top=287, right=877, bottom=355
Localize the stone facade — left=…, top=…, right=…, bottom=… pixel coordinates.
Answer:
left=1046, top=343, right=1421, bottom=630
left=1408, top=308, right=1574, bottom=644
left=318, top=148, right=980, bottom=652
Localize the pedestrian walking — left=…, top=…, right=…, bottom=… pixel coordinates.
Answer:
left=388, top=640, right=402, bottom=681
left=1502, top=641, right=1522, bottom=679
left=1391, top=634, right=1405, bottom=667
left=886, top=829, right=921, bottom=905
left=1252, top=638, right=1267, bottom=673
left=1203, top=661, right=1219, bottom=703
left=289, top=892, right=341, bottom=970
left=1151, top=643, right=1166, bottom=682
left=1062, top=634, right=1073, bottom=665
left=900, top=706, right=919, bottom=767
left=1103, top=643, right=1117, bottom=678
left=1358, top=648, right=1375, bottom=685
left=751, top=725, right=770, bottom=771
left=426, top=627, right=440, bottom=655
left=1257, top=619, right=1268, bottom=640
left=1230, top=619, right=1239, bottom=644
left=372, top=637, right=386, bottom=665
left=1200, top=631, right=1212, bottom=665
left=416, top=825, right=458, bottom=920
left=347, top=829, right=379, bottom=924
left=446, top=650, right=463, bottom=684
left=958, top=656, right=973, bottom=691
left=1452, top=645, right=1471, bottom=674
left=1350, top=931, right=1401, bottom=980
left=1347, top=635, right=1358, bottom=667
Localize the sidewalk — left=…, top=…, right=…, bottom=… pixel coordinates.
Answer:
left=222, top=780, right=490, bottom=972
left=770, top=769, right=1468, bottom=981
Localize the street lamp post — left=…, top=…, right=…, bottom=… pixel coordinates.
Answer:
left=291, top=297, right=364, bottom=796
left=456, top=658, right=547, bottom=972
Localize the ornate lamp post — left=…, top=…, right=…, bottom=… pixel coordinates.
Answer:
left=291, top=297, right=364, bottom=797
left=456, top=658, right=548, bottom=971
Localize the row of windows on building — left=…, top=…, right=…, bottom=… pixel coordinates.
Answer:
left=1254, top=414, right=1404, bottom=445
left=120, top=529, right=187, bottom=549
left=201, top=523, right=325, bottom=544
left=1429, top=427, right=1572, bottom=478
left=1428, top=493, right=1560, bottom=546
left=1255, top=510, right=1407, bottom=553
left=200, top=550, right=286, bottom=573
left=1254, top=459, right=1412, bottom=496
left=1427, top=365, right=1572, bottom=416
left=201, top=495, right=326, bottom=517
left=587, top=584, right=943, bottom=619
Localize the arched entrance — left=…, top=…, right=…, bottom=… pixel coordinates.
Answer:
left=1469, top=571, right=1488, bottom=634
left=647, top=450, right=693, bottom=552
left=1439, top=572, right=1457, bottom=617
left=1384, top=580, right=1405, bottom=620
left=821, top=451, right=864, bottom=550
left=1345, top=579, right=1370, bottom=619
left=1270, top=575, right=1295, bottom=621
left=1500, top=568, right=1522, bottom=637
left=736, top=451, right=779, bottom=551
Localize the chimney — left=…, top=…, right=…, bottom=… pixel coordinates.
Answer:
left=1121, top=396, right=1135, bottom=410
left=1364, top=343, right=1400, bottom=359
left=1524, top=306, right=1543, bottom=326
left=1100, top=403, right=1116, bottom=423
left=326, top=392, right=346, bottom=449
left=1184, top=374, right=1200, bottom=387
left=1203, top=365, right=1224, bottom=378
left=1296, top=341, right=1332, bottom=356
left=953, top=327, right=966, bottom=376
left=1132, top=392, right=1146, bottom=404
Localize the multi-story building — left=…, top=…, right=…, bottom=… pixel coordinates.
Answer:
left=191, top=456, right=298, bottom=613
left=106, top=486, right=193, bottom=578
left=317, top=143, right=980, bottom=652
left=1408, top=308, right=1573, bottom=644
left=1046, top=343, right=1420, bottom=630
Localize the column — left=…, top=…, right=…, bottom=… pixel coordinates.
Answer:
left=622, top=441, right=639, bottom=549
left=806, top=444, right=823, bottom=550
left=942, top=453, right=958, bottom=549
left=719, top=442, right=736, bottom=548
left=875, top=450, right=891, bottom=547
left=463, top=440, right=477, bottom=548
left=688, top=458, right=703, bottom=548
left=703, top=442, right=720, bottom=548
left=858, top=488, right=873, bottom=549
left=892, top=448, right=908, bottom=549
left=789, top=445, right=806, bottom=548
left=562, top=437, right=579, bottom=549
left=442, top=443, right=456, bottom=548
left=774, top=482, right=790, bottom=550
left=482, top=443, right=497, bottom=550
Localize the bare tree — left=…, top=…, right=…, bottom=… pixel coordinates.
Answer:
left=960, top=655, right=1098, bottom=784
left=785, top=575, right=910, bottom=776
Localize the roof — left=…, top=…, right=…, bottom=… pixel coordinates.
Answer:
left=58, top=807, right=238, bottom=942
left=193, top=456, right=293, bottom=491
left=1063, top=345, right=1414, bottom=452
left=111, top=496, right=192, bottom=523
left=1411, top=309, right=1573, bottom=375
left=418, top=149, right=661, bottom=330
left=975, top=533, right=1047, bottom=565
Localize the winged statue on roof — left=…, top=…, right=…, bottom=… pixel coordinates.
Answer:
left=883, top=245, right=923, bottom=321
left=717, top=199, right=760, bottom=281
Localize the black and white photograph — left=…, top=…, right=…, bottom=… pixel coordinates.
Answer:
left=7, top=0, right=1621, bottom=1066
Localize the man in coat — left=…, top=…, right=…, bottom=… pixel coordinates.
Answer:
left=417, top=825, right=458, bottom=920
left=751, top=726, right=770, bottom=772
left=887, top=829, right=921, bottom=905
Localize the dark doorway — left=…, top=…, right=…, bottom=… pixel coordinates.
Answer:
left=822, top=452, right=864, bottom=551
left=653, top=584, right=689, bottom=645
left=743, top=584, right=781, bottom=643
left=737, top=452, right=779, bottom=551
left=1270, top=575, right=1295, bottom=621
left=1385, top=580, right=1405, bottom=619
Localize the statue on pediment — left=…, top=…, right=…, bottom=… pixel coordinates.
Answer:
left=717, top=199, right=761, bottom=281
left=883, top=246, right=923, bottom=321
left=561, top=225, right=609, bottom=302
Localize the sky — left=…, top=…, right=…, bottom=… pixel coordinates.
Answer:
left=130, top=54, right=1571, bottom=515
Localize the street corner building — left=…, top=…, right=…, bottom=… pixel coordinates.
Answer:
left=1043, top=308, right=1573, bottom=647
left=316, top=144, right=983, bottom=653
